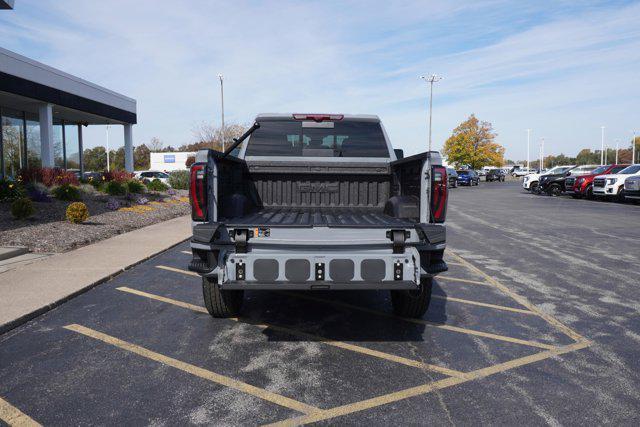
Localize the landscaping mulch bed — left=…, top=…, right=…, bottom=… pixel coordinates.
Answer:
left=0, top=191, right=190, bottom=253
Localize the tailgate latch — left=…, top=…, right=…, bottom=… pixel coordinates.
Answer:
left=233, top=229, right=250, bottom=254
left=387, top=230, right=410, bottom=254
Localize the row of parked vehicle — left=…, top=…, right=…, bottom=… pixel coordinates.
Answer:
left=522, top=163, right=640, bottom=202
left=446, top=168, right=506, bottom=188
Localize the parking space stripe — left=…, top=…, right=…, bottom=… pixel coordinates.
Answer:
left=278, top=292, right=555, bottom=350
left=431, top=295, right=536, bottom=315
left=63, top=324, right=321, bottom=415
left=0, top=396, right=41, bottom=427
left=155, top=266, right=556, bottom=349
left=157, top=265, right=199, bottom=276
left=436, top=277, right=493, bottom=286
left=116, top=287, right=467, bottom=379
left=180, top=251, right=191, bottom=255
left=266, top=340, right=591, bottom=426
left=448, top=252, right=587, bottom=342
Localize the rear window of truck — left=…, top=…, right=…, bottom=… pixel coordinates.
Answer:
left=245, top=120, right=390, bottom=157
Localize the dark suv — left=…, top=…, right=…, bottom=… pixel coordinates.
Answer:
left=485, top=169, right=505, bottom=182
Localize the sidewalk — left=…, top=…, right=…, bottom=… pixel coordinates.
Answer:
left=0, top=215, right=192, bottom=334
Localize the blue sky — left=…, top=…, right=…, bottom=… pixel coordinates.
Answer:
left=1, top=0, right=639, bottom=160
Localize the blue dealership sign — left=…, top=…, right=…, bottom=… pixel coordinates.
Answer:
left=164, top=154, right=176, bottom=163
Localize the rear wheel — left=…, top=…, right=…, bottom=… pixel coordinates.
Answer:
left=202, top=276, right=244, bottom=318
left=391, top=278, right=433, bottom=318
left=548, top=183, right=563, bottom=196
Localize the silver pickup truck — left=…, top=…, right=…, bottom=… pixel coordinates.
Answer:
left=188, top=113, right=448, bottom=318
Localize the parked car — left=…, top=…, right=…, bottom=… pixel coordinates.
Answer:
left=592, top=164, right=640, bottom=202
left=485, top=169, right=505, bottom=182
left=567, top=164, right=629, bottom=199
left=624, top=175, right=640, bottom=201
left=539, top=164, right=599, bottom=196
left=512, top=168, right=536, bottom=177
left=476, top=169, right=486, bottom=177
left=446, top=168, right=458, bottom=188
left=456, top=169, right=480, bottom=186
left=522, top=165, right=574, bottom=192
left=135, top=170, right=171, bottom=186
left=188, top=113, right=448, bottom=319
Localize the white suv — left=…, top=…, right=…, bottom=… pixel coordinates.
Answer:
left=523, top=165, right=574, bottom=192
left=592, top=164, right=640, bottom=201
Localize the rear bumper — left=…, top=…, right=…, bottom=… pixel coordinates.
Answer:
left=221, top=280, right=419, bottom=290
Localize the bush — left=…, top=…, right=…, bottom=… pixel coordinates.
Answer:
left=126, top=179, right=146, bottom=194
left=19, top=167, right=79, bottom=187
left=168, top=170, right=189, bottom=190
left=66, top=202, right=89, bottom=223
left=104, top=180, right=127, bottom=196
left=103, top=170, right=134, bottom=183
left=135, top=196, right=149, bottom=205
left=146, top=178, right=169, bottom=192
left=11, top=197, right=35, bottom=219
left=105, top=198, right=120, bottom=211
left=79, top=184, right=96, bottom=196
left=51, top=184, right=82, bottom=201
left=26, top=182, right=51, bottom=202
left=0, top=178, right=25, bottom=202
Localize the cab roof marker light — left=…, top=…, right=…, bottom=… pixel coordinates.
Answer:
left=292, top=114, right=344, bottom=122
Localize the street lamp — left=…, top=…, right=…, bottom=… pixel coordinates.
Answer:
left=633, top=130, right=637, bottom=164
left=615, top=139, right=619, bottom=164
left=600, top=126, right=605, bottom=165
left=106, top=124, right=110, bottom=172
left=526, top=129, right=531, bottom=171
left=218, top=74, right=225, bottom=152
left=540, top=137, right=545, bottom=171
left=420, top=74, right=442, bottom=153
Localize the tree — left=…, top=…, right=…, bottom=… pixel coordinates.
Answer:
left=190, top=122, right=247, bottom=152
left=442, top=115, right=504, bottom=169
left=83, top=146, right=107, bottom=171
left=149, top=137, right=164, bottom=152
left=134, top=144, right=151, bottom=170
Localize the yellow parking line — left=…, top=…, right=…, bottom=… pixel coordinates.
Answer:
left=448, top=252, right=587, bottom=342
left=116, top=287, right=467, bottom=379
left=431, top=295, right=536, bottom=315
left=266, top=340, right=591, bottom=426
left=436, top=277, right=492, bottom=286
left=157, top=265, right=199, bottom=277
left=444, top=261, right=465, bottom=267
left=0, top=397, right=41, bottom=427
left=64, top=324, right=320, bottom=415
left=156, top=266, right=555, bottom=349
left=180, top=251, right=191, bottom=255
left=278, top=292, right=555, bottom=350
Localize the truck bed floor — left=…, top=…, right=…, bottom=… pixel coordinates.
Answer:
left=223, top=207, right=416, bottom=228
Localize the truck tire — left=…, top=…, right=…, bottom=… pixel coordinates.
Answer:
left=585, top=185, right=594, bottom=200
left=202, top=276, right=244, bottom=318
left=391, top=278, right=432, bottom=318
left=548, top=183, right=562, bottom=196
left=529, top=182, right=538, bottom=192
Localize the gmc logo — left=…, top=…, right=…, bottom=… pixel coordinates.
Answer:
left=298, top=183, right=339, bottom=193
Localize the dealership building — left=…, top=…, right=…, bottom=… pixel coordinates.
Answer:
left=0, top=1, right=137, bottom=178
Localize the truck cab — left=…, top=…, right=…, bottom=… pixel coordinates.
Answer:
left=188, top=114, right=448, bottom=319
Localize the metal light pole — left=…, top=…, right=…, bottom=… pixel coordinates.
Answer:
left=218, top=74, right=225, bottom=152
left=604, top=144, right=607, bottom=164
left=526, top=129, right=531, bottom=171
left=600, top=126, right=605, bottom=165
left=421, top=74, right=442, bottom=153
left=106, top=124, right=110, bottom=172
left=633, top=131, right=637, bottom=164
left=615, top=139, right=619, bottom=164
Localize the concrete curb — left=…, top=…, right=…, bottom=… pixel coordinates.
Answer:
left=0, top=216, right=191, bottom=336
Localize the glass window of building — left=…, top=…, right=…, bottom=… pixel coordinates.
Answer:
left=1, top=108, right=25, bottom=178
left=53, top=119, right=64, bottom=168
left=25, top=112, right=41, bottom=169
left=64, top=123, right=80, bottom=170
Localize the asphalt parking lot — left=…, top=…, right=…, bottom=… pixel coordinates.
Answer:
left=1, top=181, right=639, bottom=425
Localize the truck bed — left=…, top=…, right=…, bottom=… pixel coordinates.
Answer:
left=223, top=207, right=416, bottom=228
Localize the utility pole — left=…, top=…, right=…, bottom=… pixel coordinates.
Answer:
left=420, top=74, right=442, bottom=153
left=106, top=124, right=110, bottom=172
left=615, top=139, right=619, bottom=164
left=218, top=74, right=225, bottom=152
left=540, top=137, right=545, bottom=171
left=600, top=126, right=605, bottom=165
left=526, top=129, right=531, bottom=171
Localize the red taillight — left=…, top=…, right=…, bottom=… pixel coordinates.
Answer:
left=430, top=166, right=448, bottom=223
left=190, top=164, right=207, bottom=221
left=292, top=114, right=344, bottom=122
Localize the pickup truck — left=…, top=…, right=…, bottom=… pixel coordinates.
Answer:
left=538, top=164, right=598, bottom=196
left=624, top=175, right=640, bottom=200
left=187, top=114, right=448, bottom=319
